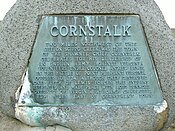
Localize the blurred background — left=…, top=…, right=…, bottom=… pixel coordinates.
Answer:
left=0, top=0, right=174, bottom=28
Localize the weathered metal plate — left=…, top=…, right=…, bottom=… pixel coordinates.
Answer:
left=19, top=15, right=163, bottom=106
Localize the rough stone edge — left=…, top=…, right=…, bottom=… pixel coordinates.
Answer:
left=14, top=101, right=168, bottom=130
left=0, top=110, right=72, bottom=131
left=154, top=101, right=169, bottom=130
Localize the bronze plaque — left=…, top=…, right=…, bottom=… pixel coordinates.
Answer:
left=19, top=15, right=163, bottom=106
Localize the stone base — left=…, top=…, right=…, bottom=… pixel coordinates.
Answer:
left=0, top=110, right=71, bottom=131
left=15, top=100, right=168, bottom=131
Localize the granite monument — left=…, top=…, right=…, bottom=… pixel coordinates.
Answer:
left=1, top=0, right=175, bottom=130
